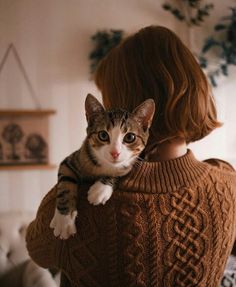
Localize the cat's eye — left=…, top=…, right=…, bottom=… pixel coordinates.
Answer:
left=123, top=133, right=136, bottom=143
left=98, top=130, right=109, bottom=142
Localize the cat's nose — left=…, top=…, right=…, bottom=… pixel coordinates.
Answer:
left=110, top=150, right=120, bottom=159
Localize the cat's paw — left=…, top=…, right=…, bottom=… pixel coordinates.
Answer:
left=50, top=209, right=77, bottom=240
left=87, top=181, right=113, bottom=205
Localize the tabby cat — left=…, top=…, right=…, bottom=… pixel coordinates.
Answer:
left=50, top=94, right=155, bottom=239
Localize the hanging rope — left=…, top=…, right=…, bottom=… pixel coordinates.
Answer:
left=0, top=43, right=42, bottom=109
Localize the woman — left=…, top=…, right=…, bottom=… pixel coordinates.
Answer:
left=26, top=26, right=236, bottom=287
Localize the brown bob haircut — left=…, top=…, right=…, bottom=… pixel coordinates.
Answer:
left=95, top=26, right=221, bottom=144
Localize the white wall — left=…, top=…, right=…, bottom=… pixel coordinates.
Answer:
left=0, top=0, right=235, bottom=212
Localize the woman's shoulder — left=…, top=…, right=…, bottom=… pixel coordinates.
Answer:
left=202, top=157, right=236, bottom=190
left=203, top=158, right=235, bottom=173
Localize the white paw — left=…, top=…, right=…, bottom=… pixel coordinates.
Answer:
left=87, top=181, right=113, bottom=205
left=50, top=209, right=77, bottom=240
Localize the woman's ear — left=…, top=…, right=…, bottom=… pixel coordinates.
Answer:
left=85, top=94, right=105, bottom=122
left=132, top=99, right=156, bottom=131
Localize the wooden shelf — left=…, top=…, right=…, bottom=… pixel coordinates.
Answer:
left=0, top=109, right=56, bottom=117
left=0, top=164, right=57, bottom=171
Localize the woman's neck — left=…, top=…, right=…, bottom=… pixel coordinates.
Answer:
left=146, top=137, right=187, bottom=161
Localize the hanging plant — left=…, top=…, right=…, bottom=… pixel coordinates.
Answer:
left=88, top=2, right=216, bottom=83
left=89, top=29, right=124, bottom=74
left=162, top=0, right=214, bottom=26
left=200, top=7, right=236, bottom=86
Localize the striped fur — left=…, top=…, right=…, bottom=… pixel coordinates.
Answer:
left=50, top=94, right=155, bottom=239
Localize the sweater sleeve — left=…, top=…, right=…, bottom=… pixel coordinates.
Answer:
left=26, top=184, right=63, bottom=269
left=204, top=158, right=236, bottom=249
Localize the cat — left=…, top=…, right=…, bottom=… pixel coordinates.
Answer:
left=50, top=94, right=155, bottom=239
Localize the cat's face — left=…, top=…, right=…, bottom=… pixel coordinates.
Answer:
left=85, top=94, right=155, bottom=176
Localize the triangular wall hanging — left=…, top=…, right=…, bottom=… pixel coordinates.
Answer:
left=0, top=44, right=56, bottom=170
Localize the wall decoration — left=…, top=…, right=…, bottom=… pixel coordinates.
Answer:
left=0, top=142, right=3, bottom=160
left=25, top=133, right=47, bottom=161
left=0, top=110, right=54, bottom=167
left=2, top=123, right=24, bottom=161
left=0, top=44, right=55, bottom=169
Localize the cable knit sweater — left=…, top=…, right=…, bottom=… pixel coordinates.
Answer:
left=26, top=150, right=236, bottom=287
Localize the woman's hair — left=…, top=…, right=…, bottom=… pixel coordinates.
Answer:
left=95, top=25, right=221, bottom=144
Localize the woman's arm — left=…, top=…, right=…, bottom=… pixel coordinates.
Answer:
left=26, top=185, right=63, bottom=269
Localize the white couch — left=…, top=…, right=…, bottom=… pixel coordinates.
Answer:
left=0, top=211, right=60, bottom=287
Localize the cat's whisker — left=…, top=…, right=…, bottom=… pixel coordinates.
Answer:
left=133, top=160, right=143, bottom=168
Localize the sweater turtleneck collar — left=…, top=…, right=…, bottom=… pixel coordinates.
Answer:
left=119, top=149, right=211, bottom=193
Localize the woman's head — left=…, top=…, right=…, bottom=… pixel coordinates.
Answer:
left=95, top=25, right=221, bottom=144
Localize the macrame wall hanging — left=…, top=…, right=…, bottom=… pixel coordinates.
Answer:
left=0, top=44, right=55, bottom=169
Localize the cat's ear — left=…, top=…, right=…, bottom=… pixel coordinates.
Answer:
left=85, top=94, right=105, bottom=122
left=132, top=99, right=155, bottom=131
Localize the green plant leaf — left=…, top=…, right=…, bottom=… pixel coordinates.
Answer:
left=214, top=24, right=227, bottom=31
left=202, top=38, right=221, bottom=53
left=209, top=75, right=217, bottom=87
left=221, top=64, right=228, bottom=76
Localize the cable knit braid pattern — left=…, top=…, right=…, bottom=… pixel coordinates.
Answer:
left=160, top=186, right=208, bottom=286
left=26, top=150, right=236, bottom=287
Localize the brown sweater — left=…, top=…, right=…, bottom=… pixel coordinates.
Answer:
left=26, top=150, right=236, bottom=287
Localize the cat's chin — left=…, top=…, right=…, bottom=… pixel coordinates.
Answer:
left=96, top=157, right=134, bottom=176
